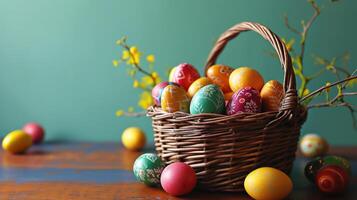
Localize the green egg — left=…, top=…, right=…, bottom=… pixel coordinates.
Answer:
left=190, top=84, right=225, bottom=114
left=133, top=153, right=165, bottom=186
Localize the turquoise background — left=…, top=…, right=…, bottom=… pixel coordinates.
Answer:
left=0, top=0, right=356, bottom=144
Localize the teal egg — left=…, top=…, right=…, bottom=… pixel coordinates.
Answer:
left=133, top=153, right=165, bottom=186
left=190, top=84, right=225, bottom=114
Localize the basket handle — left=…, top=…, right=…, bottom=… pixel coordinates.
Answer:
left=205, top=22, right=298, bottom=125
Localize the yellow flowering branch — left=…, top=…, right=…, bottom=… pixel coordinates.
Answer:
left=282, top=0, right=357, bottom=127
left=113, top=36, right=163, bottom=117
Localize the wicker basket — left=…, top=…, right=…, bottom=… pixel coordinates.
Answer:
left=147, top=22, right=307, bottom=192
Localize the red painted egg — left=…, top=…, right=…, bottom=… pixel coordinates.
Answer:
left=226, top=87, right=262, bottom=115
left=316, top=165, right=349, bottom=194
left=161, top=162, right=197, bottom=196
left=172, top=63, right=200, bottom=91
left=23, top=122, right=45, bottom=144
left=152, top=82, right=178, bottom=106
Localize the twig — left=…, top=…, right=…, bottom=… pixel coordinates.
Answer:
left=300, top=75, right=357, bottom=102
left=284, top=15, right=300, bottom=35
left=121, top=111, right=147, bottom=117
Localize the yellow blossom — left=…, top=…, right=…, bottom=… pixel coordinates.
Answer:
left=112, top=60, right=119, bottom=67
left=325, top=82, right=331, bottom=92
left=122, top=50, right=130, bottom=60
left=130, top=46, right=138, bottom=54
left=115, top=110, right=124, bottom=117
left=138, top=91, right=153, bottom=109
left=133, top=80, right=139, bottom=88
left=347, top=78, right=357, bottom=88
left=152, top=72, right=158, bottom=78
left=146, top=54, right=155, bottom=63
left=303, top=88, right=310, bottom=97
left=140, top=76, right=154, bottom=88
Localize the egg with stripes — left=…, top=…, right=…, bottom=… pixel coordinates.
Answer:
left=161, top=85, right=190, bottom=113
left=190, top=84, right=225, bottom=114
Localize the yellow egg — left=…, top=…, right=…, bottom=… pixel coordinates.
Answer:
left=168, top=66, right=177, bottom=82
left=161, top=85, right=190, bottom=113
left=229, top=66, right=264, bottom=92
left=121, top=127, right=146, bottom=151
left=261, top=80, right=284, bottom=112
left=244, top=167, right=293, bottom=200
left=187, top=77, right=212, bottom=98
left=2, top=130, right=32, bottom=154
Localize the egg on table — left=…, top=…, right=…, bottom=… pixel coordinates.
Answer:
left=23, top=122, right=45, bottom=144
left=260, top=80, right=284, bottom=112
left=187, top=77, right=212, bottom=98
left=133, top=153, right=165, bottom=186
left=152, top=82, right=179, bottom=106
left=2, top=130, right=32, bottom=154
left=161, top=162, right=197, bottom=196
left=226, top=87, right=262, bottom=115
left=190, top=84, right=225, bottom=114
left=299, top=133, right=329, bottom=158
left=172, top=63, right=200, bottom=90
left=304, top=155, right=351, bottom=183
left=121, top=127, right=146, bottom=151
left=161, top=84, right=190, bottom=113
left=206, top=64, right=234, bottom=93
left=229, top=66, right=264, bottom=92
left=244, top=167, right=293, bottom=200
left=316, top=165, right=349, bottom=194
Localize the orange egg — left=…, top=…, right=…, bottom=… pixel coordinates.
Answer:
left=260, top=80, right=284, bottom=111
left=206, top=64, right=234, bottom=93
left=229, top=67, right=264, bottom=92
left=224, top=92, right=234, bottom=101
left=187, top=77, right=212, bottom=98
left=161, top=85, right=190, bottom=113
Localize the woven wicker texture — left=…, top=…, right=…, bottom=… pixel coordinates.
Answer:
left=147, top=22, right=307, bottom=192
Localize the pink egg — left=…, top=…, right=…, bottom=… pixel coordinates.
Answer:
left=172, top=63, right=200, bottom=91
left=161, top=162, right=197, bottom=196
left=226, top=87, right=262, bottom=115
left=152, top=82, right=179, bottom=106
left=23, top=122, right=45, bottom=144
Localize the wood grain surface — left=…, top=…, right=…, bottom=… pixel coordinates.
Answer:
left=0, top=142, right=356, bottom=200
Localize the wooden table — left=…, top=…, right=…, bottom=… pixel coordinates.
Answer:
left=0, top=142, right=356, bottom=200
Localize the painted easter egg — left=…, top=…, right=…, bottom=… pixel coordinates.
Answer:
left=2, top=130, right=32, bottom=154
left=161, top=162, right=197, bottom=196
left=161, top=85, right=190, bottom=113
left=172, top=63, right=200, bottom=90
left=168, top=66, right=177, bottom=82
left=133, top=153, right=165, bottom=186
left=190, top=84, right=225, bottom=114
left=226, top=87, right=262, bottom=115
left=187, top=77, right=212, bottom=98
left=305, top=157, right=324, bottom=183
left=23, top=122, right=45, bottom=144
left=206, top=64, right=234, bottom=93
left=229, top=66, right=264, bottom=92
left=299, top=134, right=329, bottom=158
left=316, top=165, right=349, bottom=194
left=244, top=167, right=293, bottom=200
left=121, top=127, right=146, bottom=151
left=305, top=155, right=351, bottom=183
left=152, top=82, right=179, bottom=106
left=260, top=80, right=284, bottom=111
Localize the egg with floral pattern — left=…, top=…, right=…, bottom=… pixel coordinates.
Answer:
left=226, top=87, right=262, bottom=115
left=152, top=82, right=179, bottom=106
left=187, top=77, right=212, bottom=98
left=299, top=134, right=329, bottom=158
left=133, top=153, right=165, bottom=186
left=190, top=84, right=225, bottom=114
left=161, top=85, right=190, bottom=113
left=206, top=64, right=234, bottom=93
left=172, top=63, right=200, bottom=90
